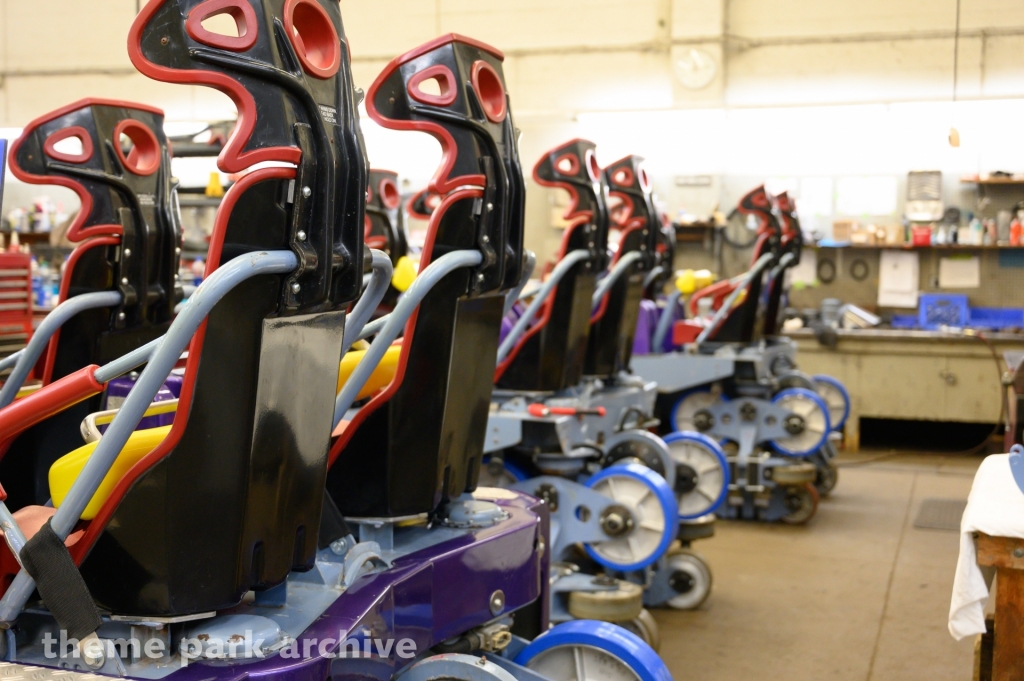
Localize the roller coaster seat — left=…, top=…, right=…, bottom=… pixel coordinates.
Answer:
left=585, top=155, right=659, bottom=377
left=0, top=100, right=181, bottom=511
left=327, top=34, right=525, bottom=519
left=0, top=0, right=366, bottom=617
left=685, top=184, right=781, bottom=344
left=495, top=139, right=609, bottom=392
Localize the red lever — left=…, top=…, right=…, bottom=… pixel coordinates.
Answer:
left=527, top=404, right=606, bottom=418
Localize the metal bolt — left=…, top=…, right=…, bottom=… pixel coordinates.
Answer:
left=481, top=235, right=489, bottom=243
left=175, top=247, right=181, bottom=255
left=537, top=536, right=545, bottom=557
left=668, top=570, right=696, bottom=594
left=784, top=415, right=805, bottom=435
left=1014, top=548, right=1023, bottom=559
left=296, top=230, right=307, bottom=241
left=118, top=312, right=125, bottom=321
left=693, top=410, right=714, bottom=431
left=599, top=504, right=634, bottom=537
left=123, top=248, right=131, bottom=257
left=486, top=202, right=494, bottom=211
left=291, top=282, right=301, bottom=294
left=121, top=277, right=129, bottom=285
left=477, top=273, right=485, bottom=282
left=329, top=538, right=348, bottom=556
left=301, top=186, right=312, bottom=198
left=489, top=589, right=505, bottom=615
left=80, top=634, right=105, bottom=669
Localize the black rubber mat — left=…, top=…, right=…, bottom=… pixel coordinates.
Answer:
left=913, top=498, right=967, bottom=531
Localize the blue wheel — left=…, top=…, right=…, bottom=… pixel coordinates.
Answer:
left=514, top=620, right=673, bottom=681
left=583, top=463, right=676, bottom=571
left=670, top=387, right=727, bottom=433
left=770, top=388, right=831, bottom=457
left=812, top=374, right=850, bottom=431
left=662, top=431, right=729, bottom=519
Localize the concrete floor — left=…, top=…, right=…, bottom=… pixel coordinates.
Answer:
left=656, top=452, right=982, bottom=681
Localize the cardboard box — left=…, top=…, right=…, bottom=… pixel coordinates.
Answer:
left=832, top=220, right=857, bottom=242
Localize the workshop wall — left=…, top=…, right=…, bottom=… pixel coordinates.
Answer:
left=2, top=0, right=1024, bottom=264
left=785, top=247, right=1024, bottom=314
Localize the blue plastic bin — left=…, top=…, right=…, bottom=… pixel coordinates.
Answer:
left=890, top=314, right=918, bottom=329
left=967, top=307, right=1024, bottom=330
left=919, top=293, right=969, bottom=330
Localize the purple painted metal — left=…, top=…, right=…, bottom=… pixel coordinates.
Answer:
left=103, top=372, right=183, bottom=431
left=499, top=302, right=527, bottom=345
left=632, top=299, right=659, bottom=356
left=151, top=492, right=549, bottom=681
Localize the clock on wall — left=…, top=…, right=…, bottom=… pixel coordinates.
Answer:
left=675, top=48, right=717, bottom=90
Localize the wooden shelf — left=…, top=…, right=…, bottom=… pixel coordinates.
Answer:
left=960, top=176, right=1024, bottom=185
left=816, top=243, right=1024, bottom=250
left=0, top=231, right=52, bottom=245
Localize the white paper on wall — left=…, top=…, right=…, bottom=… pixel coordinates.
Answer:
left=878, top=250, right=920, bottom=308
left=938, top=256, right=981, bottom=289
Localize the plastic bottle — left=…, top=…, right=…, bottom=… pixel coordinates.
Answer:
left=970, top=217, right=984, bottom=246
left=1011, top=218, right=1022, bottom=246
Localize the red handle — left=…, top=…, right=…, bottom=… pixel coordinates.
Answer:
left=0, top=366, right=105, bottom=445
left=527, top=404, right=606, bottom=418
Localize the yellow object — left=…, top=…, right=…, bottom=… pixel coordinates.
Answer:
left=50, top=426, right=171, bottom=520
left=675, top=269, right=696, bottom=295
left=337, top=344, right=402, bottom=399
left=205, top=172, right=225, bottom=198
left=694, top=269, right=715, bottom=289
left=674, top=269, right=715, bottom=295
left=15, top=384, right=41, bottom=400
left=391, top=256, right=417, bottom=292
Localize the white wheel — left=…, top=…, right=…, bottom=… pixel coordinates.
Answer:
left=770, top=388, right=831, bottom=457
left=567, top=580, right=643, bottom=622
left=603, top=431, right=677, bottom=489
left=664, top=549, right=712, bottom=610
left=619, top=609, right=660, bottom=652
left=584, top=465, right=676, bottom=571
left=670, top=388, right=721, bottom=432
left=812, top=374, right=851, bottom=431
left=663, top=432, right=729, bottom=519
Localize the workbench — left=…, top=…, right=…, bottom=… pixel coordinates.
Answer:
left=785, top=328, right=1024, bottom=450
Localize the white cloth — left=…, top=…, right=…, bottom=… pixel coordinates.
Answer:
left=949, top=454, right=1024, bottom=640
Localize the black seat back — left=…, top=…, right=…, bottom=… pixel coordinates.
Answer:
left=706, top=185, right=780, bottom=343
left=328, top=34, right=525, bottom=518
left=64, top=0, right=365, bottom=617
left=762, top=191, right=801, bottom=337
left=366, top=169, right=409, bottom=309
left=496, top=139, right=609, bottom=391
left=3, top=100, right=181, bottom=509
left=585, top=155, right=658, bottom=377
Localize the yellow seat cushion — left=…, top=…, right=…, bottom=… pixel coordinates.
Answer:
left=50, top=343, right=405, bottom=521
left=337, top=343, right=402, bottom=399
left=49, top=426, right=171, bottom=520
left=391, top=256, right=418, bottom=292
